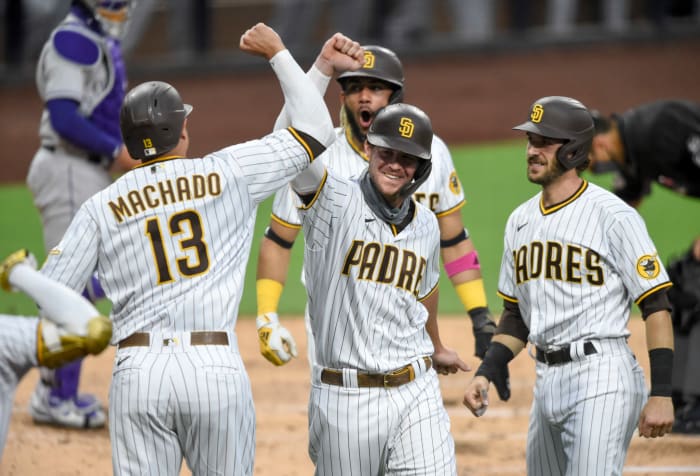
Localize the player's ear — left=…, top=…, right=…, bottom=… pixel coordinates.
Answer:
left=363, top=141, right=372, bottom=156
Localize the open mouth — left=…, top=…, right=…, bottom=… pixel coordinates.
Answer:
left=359, top=110, right=373, bottom=128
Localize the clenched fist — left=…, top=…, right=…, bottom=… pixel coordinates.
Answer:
left=256, top=312, right=298, bottom=366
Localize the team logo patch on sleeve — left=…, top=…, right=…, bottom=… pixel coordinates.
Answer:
left=448, top=171, right=461, bottom=195
left=636, top=254, right=660, bottom=279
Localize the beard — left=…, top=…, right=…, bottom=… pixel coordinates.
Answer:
left=341, top=106, right=366, bottom=145
left=527, top=156, right=567, bottom=186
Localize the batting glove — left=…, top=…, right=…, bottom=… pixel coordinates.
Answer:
left=475, top=341, right=513, bottom=401
left=0, top=249, right=37, bottom=292
left=256, top=312, right=298, bottom=366
left=469, top=307, right=497, bottom=359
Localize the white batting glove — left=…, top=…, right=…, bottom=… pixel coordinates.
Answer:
left=256, top=312, right=298, bottom=366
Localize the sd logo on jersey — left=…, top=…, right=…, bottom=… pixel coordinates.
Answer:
left=636, top=253, right=661, bottom=279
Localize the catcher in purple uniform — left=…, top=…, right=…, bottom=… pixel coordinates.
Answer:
left=25, top=0, right=134, bottom=429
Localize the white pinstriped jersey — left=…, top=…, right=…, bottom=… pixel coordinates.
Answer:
left=298, top=170, right=440, bottom=372
left=271, top=127, right=465, bottom=227
left=497, top=180, right=672, bottom=349
left=41, top=129, right=313, bottom=343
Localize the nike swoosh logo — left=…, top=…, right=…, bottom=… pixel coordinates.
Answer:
left=365, top=218, right=376, bottom=223
left=117, top=356, right=131, bottom=366
left=516, top=223, right=528, bottom=232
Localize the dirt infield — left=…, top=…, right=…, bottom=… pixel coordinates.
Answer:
left=4, top=317, right=699, bottom=476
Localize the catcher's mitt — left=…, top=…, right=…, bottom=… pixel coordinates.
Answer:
left=667, top=249, right=700, bottom=334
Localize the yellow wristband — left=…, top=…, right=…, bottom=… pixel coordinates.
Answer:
left=454, top=279, right=488, bottom=312
left=257, top=278, right=284, bottom=315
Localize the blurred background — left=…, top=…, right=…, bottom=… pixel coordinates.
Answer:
left=1, top=0, right=699, bottom=316
left=2, top=0, right=700, bottom=80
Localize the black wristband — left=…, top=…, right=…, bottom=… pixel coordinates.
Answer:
left=475, top=341, right=514, bottom=382
left=264, top=226, right=294, bottom=250
left=648, top=347, right=674, bottom=397
left=469, top=307, right=494, bottom=330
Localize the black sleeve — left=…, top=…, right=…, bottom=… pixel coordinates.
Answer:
left=638, top=287, right=672, bottom=319
left=496, top=300, right=529, bottom=342
left=287, top=127, right=326, bottom=161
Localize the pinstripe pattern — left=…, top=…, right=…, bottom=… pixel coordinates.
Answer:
left=301, top=172, right=439, bottom=371
left=110, top=333, right=254, bottom=476
left=271, top=128, right=465, bottom=228
left=309, top=371, right=456, bottom=476
left=527, top=340, right=646, bottom=476
left=272, top=128, right=465, bottom=367
left=40, top=128, right=313, bottom=475
left=497, top=180, right=668, bottom=475
left=498, top=181, right=671, bottom=348
left=0, top=315, right=39, bottom=460
left=299, top=171, right=456, bottom=474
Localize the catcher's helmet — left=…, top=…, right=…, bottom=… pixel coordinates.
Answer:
left=513, top=96, right=594, bottom=170
left=78, top=0, right=132, bottom=38
left=367, top=103, right=433, bottom=197
left=337, top=46, right=404, bottom=103
left=120, top=81, right=192, bottom=161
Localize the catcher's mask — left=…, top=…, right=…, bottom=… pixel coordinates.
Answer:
left=367, top=103, right=433, bottom=198
left=78, top=0, right=133, bottom=39
left=513, top=96, right=594, bottom=170
left=337, top=45, right=404, bottom=104
left=120, top=81, right=192, bottom=161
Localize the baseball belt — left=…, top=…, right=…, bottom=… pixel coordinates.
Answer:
left=118, top=331, right=229, bottom=348
left=535, top=341, right=597, bottom=365
left=321, top=356, right=432, bottom=388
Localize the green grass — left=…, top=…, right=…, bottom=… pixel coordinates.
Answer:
left=2, top=140, right=697, bottom=317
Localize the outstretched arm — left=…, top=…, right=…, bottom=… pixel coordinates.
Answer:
left=273, top=32, right=365, bottom=131
left=0, top=250, right=112, bottom=368
left=240, top=24, right=363, bottom=147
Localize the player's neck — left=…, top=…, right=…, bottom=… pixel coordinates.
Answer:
left=541, top=172, right=583, bottom=208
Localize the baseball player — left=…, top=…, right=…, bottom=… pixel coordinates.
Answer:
left=255, top=41, right=496, bottom=369
left=588, top=99, right=700, bottom=434
left=463, top=96, right=675, bottom=475
left=0, top=249, right=111, bottom=461
left=25, top=0, right=134, bottom=429
left=286, top=102, right=468, bottom=475
left=38, top=23, right=363, bottom=475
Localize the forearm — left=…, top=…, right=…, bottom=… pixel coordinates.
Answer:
left=47, top=98, right=121, bottom=159
left=645, top=310, right=674, bottom=397
left=269, top=50, right=334, bottom=146
left=491, top=334, right=526, bottom=356
left=273, top=65, right=332, bottom=131
left=645, top=311, right=674, bottom=350
left=10, top=264, right=98, bottom=334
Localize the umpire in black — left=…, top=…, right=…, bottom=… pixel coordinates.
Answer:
left=589, top=99, right=700, bottom=434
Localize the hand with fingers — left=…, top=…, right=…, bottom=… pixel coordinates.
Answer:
left=463, top=376, right=490, bottom=417
left=638, top=396, right=674, bottom=438
left=256, top=312, right=298, bottom=366
left=432, top=345, right=470, bottom=375
left=314, top=33, right=365, bottom=76
left=239, top=22, right=286, bottom=60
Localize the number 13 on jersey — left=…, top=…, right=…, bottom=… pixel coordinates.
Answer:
left=144, top=210, right=210, bottom=284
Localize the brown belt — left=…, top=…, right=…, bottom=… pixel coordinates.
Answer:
left=118, top=331, right=229, bottom=348
left=321, top=357, right=432, bottom=388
